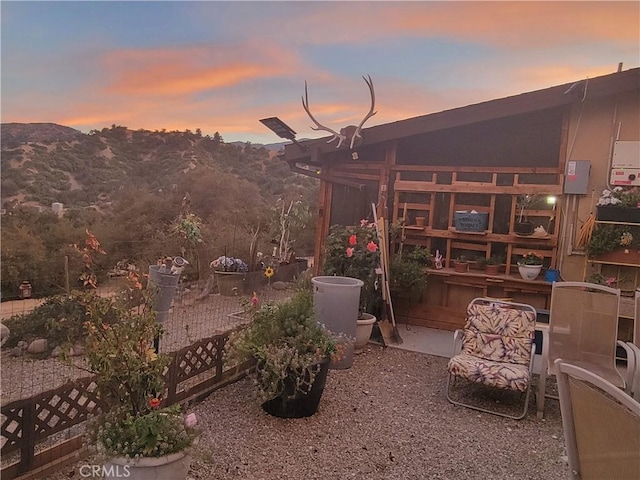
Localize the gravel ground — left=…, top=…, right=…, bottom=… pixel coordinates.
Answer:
left=49, top=346, right=567, bottom=480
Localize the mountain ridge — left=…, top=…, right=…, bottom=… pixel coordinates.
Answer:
left=0, top=122, right=315, bottom=212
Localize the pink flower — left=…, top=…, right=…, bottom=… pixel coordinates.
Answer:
left=605, top=277, right=616, bottom=287
left=366, top=241, right=378, bottom=253
left=149, top=397, right=161, bottom=409
left=348, top=234, right=357, bottom=246
left=346, top=247, right=354, bottom=258
left=184, top=413, right=198, bottom=428
left=360, top=219, right=369, bottom=227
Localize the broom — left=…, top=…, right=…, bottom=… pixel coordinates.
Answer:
left=372, top=203, right=402, bottom=344
left=576, top=191, right=597, bottom=248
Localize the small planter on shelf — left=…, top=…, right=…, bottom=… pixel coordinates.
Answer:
left=453, top=256, right=469, bottom=273
left=595, top=187, right=640, bottom=223
left=478, top=255, right=503, bottom=276
left=517, top=252, right=544, bottom=281
left=514, top=221, right=534, bottom=236
left=596, top=206, right=640, bottom=223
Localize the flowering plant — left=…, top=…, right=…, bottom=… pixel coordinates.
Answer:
left=83, top=276, right=198, bottom=458
left=586, top=224, right=637, bottom=257
left=210, top=255, right=249, bottom=272
left=597, top=186, right=640, bottom=208
left=321, top=220, right=381, bottom=316
left=519, top=252, right=544, bottom=265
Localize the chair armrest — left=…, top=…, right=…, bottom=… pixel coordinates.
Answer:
left=622, top=342, right=640, bottom=399
left=617, top=340, right=635, bottom=394
left=452, top=329, right=463, bottom=355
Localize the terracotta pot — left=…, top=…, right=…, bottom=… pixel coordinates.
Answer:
left=415, top=216, right=426, bottom=227
left=453, top=261, right=469, bottom=273
left=484, top=264, right=501, bottom=275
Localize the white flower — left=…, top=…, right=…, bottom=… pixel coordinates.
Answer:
left=184, top=413, right=198, bottom=428
left=596, top=189, right=622, bottom=206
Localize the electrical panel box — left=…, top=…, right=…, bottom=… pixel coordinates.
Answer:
left=610, top=141, right=640, bottom=186
left=564, top=160, right=590, bottom=194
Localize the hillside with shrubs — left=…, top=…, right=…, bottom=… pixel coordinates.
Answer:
left=1, top=123, right=318, bottom=300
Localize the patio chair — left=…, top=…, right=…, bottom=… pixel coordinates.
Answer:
left=555, top=359, right=640, bottom=480
left=538, top=282, right=636, bottom=418
left=624, top=289, right=640, bottom=399
left=446, top=297, right=537, bottom=420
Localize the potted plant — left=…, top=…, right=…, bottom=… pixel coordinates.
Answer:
left=453, top=255, right=469, bottom=273
left=514, top=194, right=543, bottom=235
left=596, top=187, right=640, bottom=223
left=479, top=255, right=503, bottom=275
left=210, top=255, right=249, bottom=296
left=227, top=289, right=341, bottom=418
left=320, top=221, right=382, bottom=353
left=517, top=251, right=544, bottom=280
left=82, top=278, right=199, bottom=479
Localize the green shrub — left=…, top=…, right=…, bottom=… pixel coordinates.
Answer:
left=3, top=290, right=119, bottom=352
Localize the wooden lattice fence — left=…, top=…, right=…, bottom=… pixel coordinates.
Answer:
left=1, top=331, right=254, bottom=479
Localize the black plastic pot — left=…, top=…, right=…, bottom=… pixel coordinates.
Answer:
left=261, top=359, right=330, bottom=418
left=514, top=221, right=534, bottom=235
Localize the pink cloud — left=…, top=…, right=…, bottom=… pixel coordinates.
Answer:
left=100, top=40, right=306, bottom=97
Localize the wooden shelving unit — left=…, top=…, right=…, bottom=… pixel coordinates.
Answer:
left=390, top=168, right=562, bottom=330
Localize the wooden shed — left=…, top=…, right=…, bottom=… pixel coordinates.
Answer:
left=280, top=67, right=640, bottom=337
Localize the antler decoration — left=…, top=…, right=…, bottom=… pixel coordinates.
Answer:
left=302, top=82, right=347, bottom=148
left=302, top=75, right=376, bottom=150
left=350, top=75, right=376, bottom=149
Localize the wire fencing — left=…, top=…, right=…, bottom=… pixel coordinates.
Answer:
left=1, top=272, right=296, bottom=406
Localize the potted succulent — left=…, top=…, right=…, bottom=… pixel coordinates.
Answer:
left=595, top=186, right=640, bottom=223
left=210, top=255, right=249, bottom=296
left=453, top=255, right=469, bottom=273
left=82, top=278, right=199, bottom=479
left=227, top=288, right=341, bottom=418
left=517, top=251, right=544, bottom=280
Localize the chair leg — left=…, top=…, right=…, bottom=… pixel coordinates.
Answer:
left=447, top=373, right=532, bottom=420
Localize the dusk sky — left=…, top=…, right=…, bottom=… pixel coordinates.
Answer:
left=2, top=1, right=638, bottom=144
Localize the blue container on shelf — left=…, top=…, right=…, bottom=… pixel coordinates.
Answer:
left=544, top=269, right=560, bottom=282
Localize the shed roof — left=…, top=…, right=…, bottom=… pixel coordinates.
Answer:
left=283, top=67, right=639, bottom=164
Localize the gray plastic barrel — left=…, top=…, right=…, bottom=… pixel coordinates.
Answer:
left=147, top=265, right=180, bottom=323
left=312, top=276, right=364, bottom=369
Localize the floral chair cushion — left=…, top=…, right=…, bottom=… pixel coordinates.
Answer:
left=447, top=302, right=536, bottom=392
left=448, top=352, right=531, bottom=391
